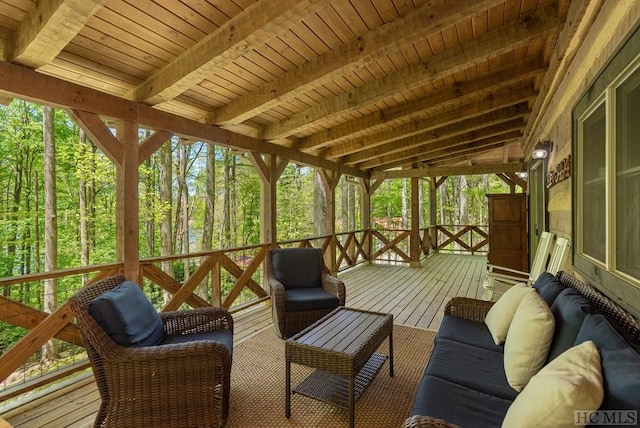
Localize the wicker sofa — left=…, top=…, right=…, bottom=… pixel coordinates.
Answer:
left=405, top=272, right=640, bottom=428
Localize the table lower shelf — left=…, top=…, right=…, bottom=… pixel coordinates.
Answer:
left=292, top=352, right=388, bottom=410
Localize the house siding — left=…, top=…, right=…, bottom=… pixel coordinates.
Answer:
left=533, top=0, right=640, bottom=316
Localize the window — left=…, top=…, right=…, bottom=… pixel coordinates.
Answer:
left=573, top=25, right=640, bottom=306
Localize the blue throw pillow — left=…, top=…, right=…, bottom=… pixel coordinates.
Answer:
left=546, top=288, right=592, bottom=362
left=88, top=281, right=166, bottom=347
left=533, top=272, right=565, bottom=306
left=575, top=313, right=640, bottom=411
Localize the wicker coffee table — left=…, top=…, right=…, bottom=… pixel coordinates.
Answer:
left=285, top=307, right=394, bottom=428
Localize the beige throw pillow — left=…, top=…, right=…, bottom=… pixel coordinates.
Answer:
left=502, top=340, right=604, bottom=428
left=504, top=291, right=555, bottom=391
left=485, top=283, right=532, bottom=345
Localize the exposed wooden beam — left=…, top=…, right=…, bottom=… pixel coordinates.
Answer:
left=342, top=105, right=530, bottom=165
left=132, top=0, right=327, bottom=105
left=355, top=120, right=524, bottom=170
left=262, top=7, right=562, bottom=140
left=67, top=110, right=123, bottom=166
left=522, top=0, right=599, bottom=150
left=322, top=85, right=537, bottom=158
left=296, top=56, right=546, bottom=150
left=5, top=0, right=106, bottom=68
left=417, top=138, right=521, bottom=167
left=0, top=61, right=366, bottom=178
left=209, top=0, right=506, bottom=125
left=370, top=130, right=523, bottom=171
left=371, top=162, right=525, bottom=179
left=139, top=130, right=173, bottom=164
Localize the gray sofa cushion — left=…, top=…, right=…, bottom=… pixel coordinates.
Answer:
left=271, top=248, right=322, bottom=289
left=546, top=288, right=592, bottom=362
left=436, top=315, right=504, bottom=353
left=284, top=287, right=339, bottom=311
left=424, top=338, right=517, bottom=401
left=88, top=280, right=166, bottom=347
left=575, top=313, right=640, bottom=412
left=163, top=329, right=233, bottom=359
left=412, top=374, right=512, bottom=427
left=533, top=272, right=565, bottom=306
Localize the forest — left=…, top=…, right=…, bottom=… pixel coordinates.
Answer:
left=0, top=100, right=513, bottom=363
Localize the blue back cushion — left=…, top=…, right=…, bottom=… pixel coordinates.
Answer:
left=89, top=281, right=166, bottom=347
left=575, top=313, right=640, bottom=411
left=271, top=248, right=322, bottom=289
left=546, top=288, right=592, bottom=362
left=533, top=272, right=565, bottom=306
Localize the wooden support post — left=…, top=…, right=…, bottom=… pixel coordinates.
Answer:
left=249, top=153, right=287, bottom=292
left=320, top=170, right=341, bottom=275
left=430, top=178, right=439, bottom=252
left=116, top=120, right=140, bottom=282
left=410, top=176, right=421, bottom=267
left=359, top=178, right=372, bottom=263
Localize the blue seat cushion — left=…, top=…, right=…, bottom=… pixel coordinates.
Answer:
left=436, top=315, right=504, bottom=353
left=424, top=338, right=517, bottom=400
left=271, top=248, right=322, bottom=289
left=575, top=313, right=640, bottom=411
left=88, top=281, right=166, bottom=347
left=411, top=374, right=513, bottom=426
left=546, top=288, right=593, bottom=362
left=163, top=329, right=233, bottom=359
left=284, top=287, right=339, bottom=311
left=533, top=272, right=565, bottom=306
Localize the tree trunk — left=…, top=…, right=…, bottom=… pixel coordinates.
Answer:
left=78, top=129, right=90, bottom=283
left=143, top=130, right=155, bottom=259
left=402, top=178, right=408, bottom=229
left=42, top=105, right=58, bottom=362
left=348, top=180, right=356, bottom=231
left=221, top=148, right=234, bottom=248
left=460, top=175, right=468, bottom=252
left=159, top=139, right=173, bottom=303
left=341, top=179, right=348, bottom=233
left=314, top=170, right=326, bottom=235
left=200, top=143, right=216, bottom=300
left=177, top=142, right=190, bottom=281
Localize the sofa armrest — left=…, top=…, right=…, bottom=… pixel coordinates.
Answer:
left=161, top=306, right=233, bottom=335
left=444, top=297, right=495, bottom=323
left=404, top=415, right=460, bottom=428
left=321, top=274, right=346, bottom=305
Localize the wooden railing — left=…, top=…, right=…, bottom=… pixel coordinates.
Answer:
left=435, top=224, right=488, bottom=254
left=0, top=225, right=485, bottom=400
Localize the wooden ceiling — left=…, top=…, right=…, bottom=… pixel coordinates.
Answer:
left=0, top=0, right=576, bottom=177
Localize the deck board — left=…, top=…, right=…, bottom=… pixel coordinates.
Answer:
left=1, top=253, right=487, bottom=428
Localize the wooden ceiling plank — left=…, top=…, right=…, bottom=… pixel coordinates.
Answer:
left=262, top=6, right=562, bottom=140
left=341, top=106, right=530, bottom=165
left=323, top=85, right=537, bottom=158
left=355, top=121, right=523, bottom=169
left=401, top=134, right=522, bottom=169
left=297, top=55, right=546, bottom=149
left=370, top=162, right=524, bottom=179
left=211, top=0, right=506, bottom=126
left=7, top=0, right=107, bottom=68
left=132, top=0, right=327, bottom=105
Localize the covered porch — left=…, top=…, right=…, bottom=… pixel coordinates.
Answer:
left=1, top=253, right=486, bottom=427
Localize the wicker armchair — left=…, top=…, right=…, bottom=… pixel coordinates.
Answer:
left=267, top=248, right=346, bottom=338
left=68, top=275, right=234, bottom=428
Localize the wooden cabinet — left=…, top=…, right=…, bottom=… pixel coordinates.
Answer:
left=487, top=194, right=528, bottom=272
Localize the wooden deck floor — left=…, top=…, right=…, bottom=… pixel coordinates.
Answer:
left=1, top=253, right=487, bottom=428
